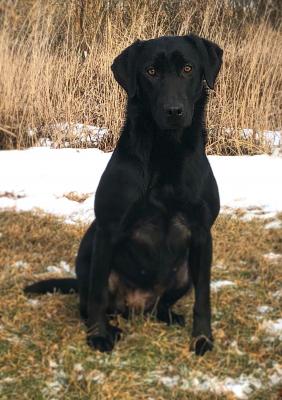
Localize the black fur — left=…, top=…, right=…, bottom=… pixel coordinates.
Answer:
left=24, top=278, right=78, bottom=294
left=25, top=34, right=223, bottom=356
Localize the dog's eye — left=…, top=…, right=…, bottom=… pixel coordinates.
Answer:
left=183, top=64, right=192, bottom=74
left=147, top=67, right=156, bottom=77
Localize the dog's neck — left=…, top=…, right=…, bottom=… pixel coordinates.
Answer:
left=118, top=87, right=208, bottom=160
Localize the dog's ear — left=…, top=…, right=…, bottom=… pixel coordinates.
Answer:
left=186, top=34, right=223, bottom=90
left=111, top=40, right=143, bottom=98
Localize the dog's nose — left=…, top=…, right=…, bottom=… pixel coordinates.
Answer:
left=164, top=105, right=183, bottom=117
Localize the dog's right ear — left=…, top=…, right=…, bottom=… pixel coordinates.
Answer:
left=111, top=40, right=143, bottom=98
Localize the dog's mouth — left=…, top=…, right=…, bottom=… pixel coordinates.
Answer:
left=156, top=117, right=191, bottom=131
left=165, top=119, right=185, bottom=129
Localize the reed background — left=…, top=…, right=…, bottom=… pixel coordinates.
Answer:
left=0, top=0, right=281, bottom=154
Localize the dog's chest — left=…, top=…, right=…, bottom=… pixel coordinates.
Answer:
left=110, top=212, right=191, bottom=313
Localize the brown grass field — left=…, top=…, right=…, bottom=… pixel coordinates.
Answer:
left=0, top=210, right=281, bottom=399
left=0, top=0, right=281, bottom=153
left=0, top=1, right=281, bottom=398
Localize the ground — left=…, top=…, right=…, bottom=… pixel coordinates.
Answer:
left=0, top=210, right=281, bottom=399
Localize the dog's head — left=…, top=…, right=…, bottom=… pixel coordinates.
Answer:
left=111, top=35, right=223, bottom=130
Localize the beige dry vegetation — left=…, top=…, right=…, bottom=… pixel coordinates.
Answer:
left=0, top=0, right=281, bottom=153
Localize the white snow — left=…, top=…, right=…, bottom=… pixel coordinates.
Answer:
left=210, top=155, right=282, bottom=218
left=259, top=318, right=282, bottom=340
left=153, top=370, right=265, bottom=399
left=211, top=280, right=236, bottom=291
left=27, top=298, right=39, bottom=307
left=264, top=220, right=282, bottom=229
left=241, top=129, right=281, bottom=148
left=41, top=359, right=67, bottom=398
left=46, top=261, right=75, bottom=276
left=28, top=123, right=108, bottom=147
left=159, top=375, right=180, bottom=388
left=263, top=252, right=282, bottom=262
left=257, top=305, right=273, bottom=314
left=213, top=262, right=226, bottom=269
left=273, top=289, right=282, bottom=299
left=0, top=148, right=282, bottom=223
left=0, top=147, right=111, bottom=222
left=12, top=260, right=29, bottom=269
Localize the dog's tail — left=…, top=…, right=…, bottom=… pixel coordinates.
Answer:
left=24, top=278, right=78, bottom=294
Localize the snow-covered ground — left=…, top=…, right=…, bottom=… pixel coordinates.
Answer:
left=0, top=145, right=281, bottom=399
left=0, top=147, right=282, bottom=223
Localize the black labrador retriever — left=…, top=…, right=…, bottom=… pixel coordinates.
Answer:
left=25, top=34, right=223, bottom=356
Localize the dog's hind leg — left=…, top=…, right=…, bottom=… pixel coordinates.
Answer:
left=155, top=284, right=192, bottom=327
left=75, top=221, right=96, bottom=321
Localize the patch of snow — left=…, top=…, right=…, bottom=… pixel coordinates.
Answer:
left=269, top=364, right=282, bottom=386
left=13, top=261, right=29, bottom=269
left=221, top=375, right=262, bottom=399
left=152, top=370, right=263, bottom=399
left=49, top=360, right=59, bottom=369
left=73, top=363, right=84, bottom=381
left=273, top=289, right=282, bottom=299
left=30, top=123, right=108, bottom=148
left=27, top=299, right=39, bottom=307
left=210, top=154, right=282, bottom=219
left=46, top=261, right=75, bottom=276
left=241, top=129, right=281, bottom=148
left=241, top=209, right=277, bottom=221
left=263, top=252, right=282, bottom=262
left=265, top=220, right=282, bottom=229
left=74, top=363, right=84, bottom=373
left=38, top=137, right=53, bottom=147
left=0, top=149, right=282, bottom=222
left=213, top=262, right=226, bottom=269
left=159, top=375, right=180, bottom=388
left=0, top=377, right=15, bottom=383
left=86, top=370, right=105, bottom=384
left=42, top=361, right=67, bottom=398
left=0, top=147, right=112, bottom=223
left=259, top=318, right=282, bottom=340
left=211, top=280, right=236, bottom=291
left=257, top=305, right=273, bottom=314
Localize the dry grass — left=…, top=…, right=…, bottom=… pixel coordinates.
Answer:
left=0, top=210, right=281, bottom=399
left=0, top=0, right=281, bottom=153
left=63, top=192, right=91, bottom=203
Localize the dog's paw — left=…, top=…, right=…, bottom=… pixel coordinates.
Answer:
left=156, top=309, right=186, bottom=327
left=87, top=324, right=122, bottom=352
left=87, top=335, right=114, bottom=352
left=190, top=335, right=213, bottom=356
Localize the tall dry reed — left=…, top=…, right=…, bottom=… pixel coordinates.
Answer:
left=0, top=0, right=281, bottom=153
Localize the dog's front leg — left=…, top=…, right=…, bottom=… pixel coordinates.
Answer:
left=189, top=228, right=213, bottom=356
left=86, top=225, right=121, bottom=352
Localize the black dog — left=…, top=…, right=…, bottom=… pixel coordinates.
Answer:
left=25, top=34, right=222, bottom=356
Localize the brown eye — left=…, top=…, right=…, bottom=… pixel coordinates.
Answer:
left=147, top=67, right=156, bottom=76
left=183, top=64, right=192, bottom=74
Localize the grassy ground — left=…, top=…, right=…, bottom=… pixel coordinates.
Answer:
left=0, top=210, right=281, bottom=399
